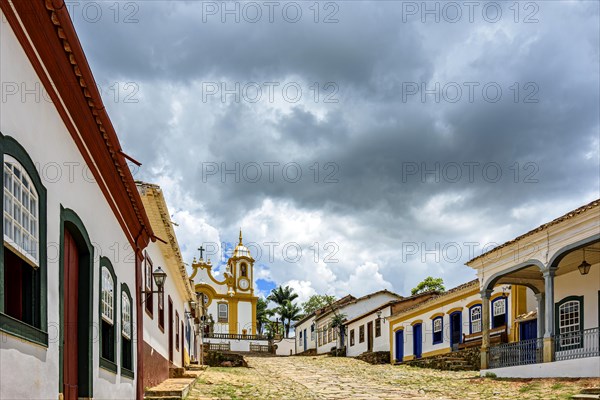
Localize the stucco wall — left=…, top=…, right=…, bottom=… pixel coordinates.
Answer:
left=295, top=315, right=316, bottom=353
left=0, top=10, right=136, bottom=399
left=346, top=307, right=391, bottom=357
left=554, top=262, right=599, bottom=330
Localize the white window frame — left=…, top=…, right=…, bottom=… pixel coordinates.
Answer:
left=3, top=155, right=39, bottom=266
left=493, top=298, right=506, bottom=316
left=101, top=267, right=114, bottom=324
left=122, top=292, right=131, bottom=339
left=559, top=300, right=581, bottom=347
left=433, top=318, right=442, bottom=333
left=218, top=303, right=228, bottom=322
left=471, top=305, right=482, bottom=333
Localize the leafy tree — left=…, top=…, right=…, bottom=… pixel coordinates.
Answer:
left=411, top=276, right=446, bottom=295
left=301, top=294, right=337, bottom=315
left=267, top=285, right=299, bottom=306
left=256, top=298, right=273, bottom=335
left=278, top=300, right=303, bottom=338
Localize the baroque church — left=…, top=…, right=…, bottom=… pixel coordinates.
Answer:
left=191, top=231, right=258, bottom=336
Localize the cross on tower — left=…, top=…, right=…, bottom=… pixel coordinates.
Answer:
left=198, top=245, right=205, bottom=260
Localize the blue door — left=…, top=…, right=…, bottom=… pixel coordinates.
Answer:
left=413, top=324, right=422, bottom=359
left=394, top=330, right=404, bottom=362
left=303, top=329, right=307, bottom=349
left=520, top=320, right=537, bottom=341
left=450, top=311, right=462, bottom=350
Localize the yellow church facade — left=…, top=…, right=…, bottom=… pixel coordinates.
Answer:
left=190, top=232, right=258, bottom=335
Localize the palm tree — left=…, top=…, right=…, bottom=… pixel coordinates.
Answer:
left=256, top=298, right=273, bottom=335
left=267, top=285, right=298, bottom=306
left=278, top=300, right=303, bottom=338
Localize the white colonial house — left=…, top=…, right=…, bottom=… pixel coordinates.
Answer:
left=316, top=290, right=402, bottom=355
left=388, top=281, right=523, bottom=363
left=137, top=182, right=195, bottom=388
left=345, top=291, right=438, bottom=358
left=0, top=2, right=156, bottom=399
left=469, top=199, right=600, bottom=378
left=295, top=312, right=317, bottom=354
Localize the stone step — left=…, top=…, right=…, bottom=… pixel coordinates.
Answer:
left=571, top=395, right=600, bottom=400
left=581, top=389, right=600, bottom=395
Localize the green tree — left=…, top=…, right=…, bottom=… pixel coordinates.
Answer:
left=411, top=276, right=446, bottom=295
left=277, top=300, right=303, bottom=338
left=301, top=294, right=337, bottom=315
left=256, top=298, right=273, bottom=335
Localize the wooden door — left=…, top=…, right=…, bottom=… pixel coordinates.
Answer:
left=63, top=230, right=79, bottom=400
left=168, top=297, right=173, bottom=363
left=394, top=330, right=404, bottom=362
left=413, top=324, right=422, bottom=359
left=181, top=321, right=185, bottom=367
left=367, top=321, right=373, bottom=352
left=450, top=312, right=462, bottom=350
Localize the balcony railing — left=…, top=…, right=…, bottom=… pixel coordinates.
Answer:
left=204, top=332, right=271, bottom=341
left=554, top=327, right=600, bottom=361
left=489, top=337, right=544, bottom=369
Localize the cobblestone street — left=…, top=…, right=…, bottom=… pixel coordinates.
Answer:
left=188, top=356, right=599, bottom=400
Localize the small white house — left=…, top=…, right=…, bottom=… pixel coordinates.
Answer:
left=316, top=291, right=402, bottom=355
left=295, top=312, right=316, bottom=354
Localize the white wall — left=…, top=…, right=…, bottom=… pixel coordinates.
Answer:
left=274, top=338, right=295, bottom=356
left=346, top=306, right=391, bottom=357
left=0, top=10, right=136, bottom=399
left=295, top=315, right=316, bottom=353
left=238, top=301, right=253, bottom=334
left=316, top=292, right=400, bottom=354
left=143, top=241, right=191, bottom=368
left=390, top=287, right=511, bottom=360
left=481, top=357, right=600, bottom=378
left=554, top=262, right=599, bottom=330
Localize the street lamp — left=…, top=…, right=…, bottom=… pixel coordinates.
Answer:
left=141, top=266, right=167, bottom=303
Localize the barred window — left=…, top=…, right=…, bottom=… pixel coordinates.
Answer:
left=359, top=325, right=365, bottom=343
left=559, top=300, right=581, bottom=347
left=375, top=318, right=382, bottom=337
left=101, top=267, right=114, bottom=324
left=470, top=305, right=482, bottom=334
left=3, top=155, right=38, bottom=265
left=493, top=299, right=506, bottom=316
left=122, top=292, right=131, bottom=339
left=433, top=317, right=443, bottom=344
left=350, top=329, right=355, bottom=346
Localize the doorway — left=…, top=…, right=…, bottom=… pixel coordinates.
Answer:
left=413, top=324, right=422, bottom=359
left=394, top=330, right=404, bottom=362
left=450, top=312, right=462, bottom=351
left=169, top=297, right=173, bottom=363
left=367, top=321, right=374, bottom=352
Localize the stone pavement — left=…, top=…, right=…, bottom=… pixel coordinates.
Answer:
left=188, top=355, right=599, bottom=400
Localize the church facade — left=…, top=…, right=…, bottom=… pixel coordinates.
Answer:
left=191, top=232, right=258, bottom=337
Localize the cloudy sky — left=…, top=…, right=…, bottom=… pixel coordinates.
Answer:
left=71, top=1, right=599, bottom=303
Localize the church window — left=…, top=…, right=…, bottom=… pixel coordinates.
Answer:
left=350, top=329, right=355, bottom=346
left=375, top=318, right=381, bottom=337
left=492, top=297, right=507, bottom=328
left=240, top=263, right=247, bottom=277
left=218, top=303, right=228, bottom=323
left=359, top=325, right=365, bottom=343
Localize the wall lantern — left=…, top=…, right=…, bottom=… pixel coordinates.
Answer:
left=376, top=310, right=382, bottom=321
left=578, top=248, right=591, bottom=275
left=142, top=266, right=167, bottom=303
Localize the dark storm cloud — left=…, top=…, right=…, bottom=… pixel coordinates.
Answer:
left=72, top=0, right=599, bottom=294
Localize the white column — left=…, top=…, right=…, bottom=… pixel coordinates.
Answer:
left=535, top=292, right=545, bottom=339
left=481, top=289, right=493, bottom=369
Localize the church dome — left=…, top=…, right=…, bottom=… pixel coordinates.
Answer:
left=232, top=229, right=252, bottom=258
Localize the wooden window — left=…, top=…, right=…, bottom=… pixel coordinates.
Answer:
left=350, top=329, right=355, bottom=346
left=556, top=297, right=583, bottom=350
left=470, top=305, right=482, bottom=334
left=432, top=317, right=443, bottom=344
left=375, top=318, right=381, bottom=337
left=121, top=284, right=134, bottom=377
left=0, top=138, right=48, bottom=346
left=100, top=258, right=117, bottom=369
left=144, top=253, right=153, bottom=317
left=492, top=297, right=507, bottom=328
left=359, top=325, right=365, bottom=343
left=218, top=303, right=228, bottom=323
left=175, top=311, right=180, bottom=350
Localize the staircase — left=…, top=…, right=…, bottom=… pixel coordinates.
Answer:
left=144, top=365, right=206, bottom=400
left=399, top=348, right=480, bottom=371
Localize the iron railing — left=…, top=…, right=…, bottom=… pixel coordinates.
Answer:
left=249, top=343, right=271, bottom=352
left=205, top=333, right=270, bottom=341
left=489, top=337, right=543, bottom=369
left=554, top=327, right=600, bottom=361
